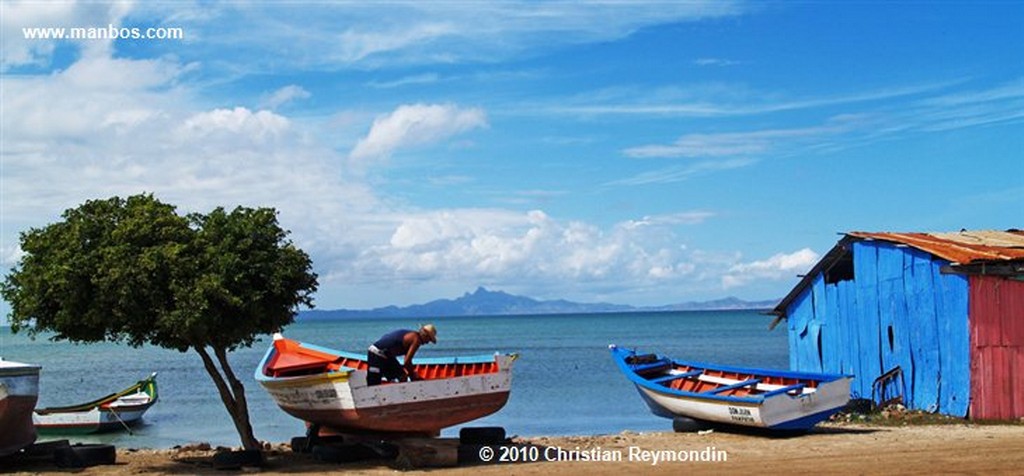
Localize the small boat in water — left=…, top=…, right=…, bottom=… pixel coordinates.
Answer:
left=0, top=358, right=41, bottom=457
left=256, top=334, right=516, bottom=435
left=610, top=345, right=851, bottom=431
left=33, top=373, right=158, bottom=434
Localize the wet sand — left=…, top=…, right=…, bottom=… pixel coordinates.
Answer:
left=4, top=423, right=1023, bottom=475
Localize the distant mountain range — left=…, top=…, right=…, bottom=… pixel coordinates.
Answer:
left=299, top=287, right=778, bottom=320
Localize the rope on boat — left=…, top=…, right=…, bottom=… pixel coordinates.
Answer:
left=108, top=406, right=134, bottom=435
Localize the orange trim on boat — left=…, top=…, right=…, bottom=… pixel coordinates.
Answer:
left=265, top=337, right=501, bottom=379
left=266, top=338, right=340, bottom=377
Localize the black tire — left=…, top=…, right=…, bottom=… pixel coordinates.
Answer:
left=459, top=426, right=506, bottom=445
left=672, top=416, right=710, bottom=433
left=53, top=443, right=116, bottom=468
left=292, top=435, right=347, bottom=453
left=291, top=436, right=312, bottom=453
left=212, top=449, right=264, bottom=470
left=22, top=440, right=71, bottom=459
left=311, top=443, right=381, bottom=463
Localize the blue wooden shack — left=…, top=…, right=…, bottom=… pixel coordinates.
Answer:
left=769, top=230, right=1024, bottom=418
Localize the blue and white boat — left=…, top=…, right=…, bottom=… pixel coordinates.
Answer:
left=610, top=345, right=852, bottom=431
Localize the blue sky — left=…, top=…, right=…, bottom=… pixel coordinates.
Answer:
left=2, top=1, right=1022, bottom=312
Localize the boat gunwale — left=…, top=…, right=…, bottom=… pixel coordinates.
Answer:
left=254, top=336, right=515, bottom=384
left=0, top=361, right=42, bottom=377
left=609, top=344, right=852, bottom=404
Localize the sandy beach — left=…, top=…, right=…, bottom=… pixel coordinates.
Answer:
left=4, top=423, right=1023, bottom=475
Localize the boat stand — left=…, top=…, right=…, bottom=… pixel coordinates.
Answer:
left=290, top=425, right=524, bottom=469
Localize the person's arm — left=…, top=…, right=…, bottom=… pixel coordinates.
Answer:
left=402, top=334, right=421, bottom=380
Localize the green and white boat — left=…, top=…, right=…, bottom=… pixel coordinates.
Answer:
left=33, top=373, right=158, bottom=434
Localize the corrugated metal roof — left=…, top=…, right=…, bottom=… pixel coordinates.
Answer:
left=847, top=230, right=1024, bottom=264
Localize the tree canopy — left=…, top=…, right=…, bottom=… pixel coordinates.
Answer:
left=1, top=194, right=319, bottom=450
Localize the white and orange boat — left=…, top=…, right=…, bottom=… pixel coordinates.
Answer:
left=255, top=334, right=516, bottom=435
left=0, top=358, right=41, bottom=457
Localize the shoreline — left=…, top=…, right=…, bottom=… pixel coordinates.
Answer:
left=5, top=423, right=1024, bottom=474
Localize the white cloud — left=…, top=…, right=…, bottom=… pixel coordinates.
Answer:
left=336, top=23, right=457, bottom=63
left=144, top=2, right=744, bottom=72
left=693, top=58, right=738, bottom=67
left=621, top=211, right=715, bottom=229
left=1, top=1, right=123, bottom=70
left=352, top=209, right=703, bottom=285
left=1, top=1, right=150, bottom=73
left=623, top=120, right=857, bottom=159
left=348, top=103, right=488, bottom=164
left=1, top=244, right=26, bottom=268
left=722, top=248, right=820, bottom=289
left=178, top=107, right=291, bottom=143
left=260, top=85, right=311, bottom=109
left=368, top=73, right=441, bottom=89
left=3, top=54, right=187, bottom=145
left=547, top=80, right=962, bottom=118
left=608, top=158, right=758, bottom=186
left=1, top=50, right=382, bottom=247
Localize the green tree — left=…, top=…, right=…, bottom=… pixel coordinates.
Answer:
left=1, top=194, right=318, bottom=450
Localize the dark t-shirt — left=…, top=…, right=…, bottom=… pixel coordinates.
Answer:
left=373, top=329, right=413, bottom=357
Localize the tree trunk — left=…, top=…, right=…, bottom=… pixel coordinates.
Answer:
left=215, top=347, right=259, bottom=449
left=194, top=345, right=262, bottom=451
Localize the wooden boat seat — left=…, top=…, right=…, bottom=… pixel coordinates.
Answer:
left=650, top=370, right=703, bottom=384
left=704, top=378, right=761, bottom=394
left=761, top=383, right=807, bottom=397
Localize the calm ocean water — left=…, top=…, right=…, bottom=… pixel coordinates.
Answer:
left=0, top=311, right=786, bottom=449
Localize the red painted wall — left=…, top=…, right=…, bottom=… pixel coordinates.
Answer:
left=969, top=276, right=1024, bottom=420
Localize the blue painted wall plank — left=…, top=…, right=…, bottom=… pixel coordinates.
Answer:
left=807, top=320, right=823, bottom=373
left=837, top=280, right=860, bottom=390
left=825, top=281, right=843, bottom=375
left=853, top=241, right=883, bottom=399
left=787, top=288, right=813, bottom=371
left=877, top=244, right=914, bottom=408
left=812, top=275, right=832, bottom=373
left=933, top=260, right=970, bottom=417
left=906, top=249, right=940, bottom=412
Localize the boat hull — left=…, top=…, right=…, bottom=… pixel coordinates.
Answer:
left=34, top=404, right=154, bottom=434
left=0, top=360, right=41, bottom=457
left=257, top=335, right=515, bottom=435
left=634, top=377, right=851, bottom=430
left=271, top=385, right=511, bottom=433
left=611, top=345, right=852, bottom=431
left=33, top=373, right=158, bottom=435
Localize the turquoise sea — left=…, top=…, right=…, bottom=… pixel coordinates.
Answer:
left=0, top=311, right=787, bottom=449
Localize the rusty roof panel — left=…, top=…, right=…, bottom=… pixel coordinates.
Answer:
left=847, top=230, right=1024, bottom=264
